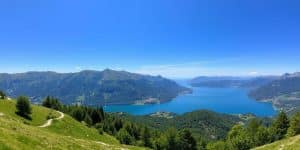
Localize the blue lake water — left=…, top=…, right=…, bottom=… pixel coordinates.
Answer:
left=105, top=81, right=276, bottom=117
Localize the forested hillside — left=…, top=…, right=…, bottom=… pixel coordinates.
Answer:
left=0, top=69, right=190, bottom=105
left=114, top=110, right=243, bottom=141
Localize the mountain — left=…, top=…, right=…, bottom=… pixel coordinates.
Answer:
left=190, top=76, right=278, bottom=89
left=0, top=69, right=190, bottom=105
left=249, top=72, right=300, bottom=113
left=0, top=99, right=143, bottom=150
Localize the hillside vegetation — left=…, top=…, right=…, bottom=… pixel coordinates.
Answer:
left=254, top=134, right=300, bottom=150
left=0, top=99, right=144, bottom=150
left=114, top=110, right=243, bottom=141
left=0, top=69, right=190, bottom=105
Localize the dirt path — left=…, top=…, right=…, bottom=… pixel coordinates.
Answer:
left=39, top=111, right=64, bottom=128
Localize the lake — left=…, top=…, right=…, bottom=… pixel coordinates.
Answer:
left=105, top=80, right=276, bottom=116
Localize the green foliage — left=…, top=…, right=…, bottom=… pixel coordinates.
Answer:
left=165, top=128, right=179, bottom=150
left=206, top=141, right=229, bottom=150
left=0, top=90, right=6, bottom=99
left=117, top=128, right=133, bottom=145
left=141, top=127, right=152, bottom=147
left=287, top=112, right=300, bottom=137
left=115, top=110, right=241, bottom=141
left=42, top=96, right=62, bottom=111
left=84, top=114, right=93, bottom=126
left=178, top=129, right=197, bottom=150
left=227, top=125, right=252, bottom=150
left=208, top=111, right=297, bottom=150
left=255, top=126, right=271, bottom=146
left=271, top=111, right=290, bottom=140
left=16, top=96, right=32, bottom=119
left=153, top=135, right=168, bottom=150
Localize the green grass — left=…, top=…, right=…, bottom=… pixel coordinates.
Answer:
left=254, top=135, right=300, bottom=150
left=0, top=99, right=59, bottom=126
left=0, top=99, right=145, bottom=150
left=46, top=115, right=119, bottom=145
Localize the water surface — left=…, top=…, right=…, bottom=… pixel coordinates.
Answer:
left=106, top=81, right=276, bottom=116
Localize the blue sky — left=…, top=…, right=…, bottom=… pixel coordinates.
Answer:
left=0, top=0, right=299, bottom=78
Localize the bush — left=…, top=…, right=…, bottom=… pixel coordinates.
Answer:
left=16, top=96, right=32, bottom=119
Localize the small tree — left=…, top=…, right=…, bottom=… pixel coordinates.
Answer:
left=287, top=112, right=300, bottom=137
left=16, top=96, right=32, bottom=119
left=0, top=90, right=6, bottom=99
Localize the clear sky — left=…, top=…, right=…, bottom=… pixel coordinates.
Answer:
left=0, top=0, right=299, bottom=78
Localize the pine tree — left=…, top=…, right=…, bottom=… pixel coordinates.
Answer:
left=0, top=90, right=6, bottom=99
left=84, top=114, right=93, bottom=126
left=16, top=96, right=32, bottom=119
left=42, top=96, right=51, bottom=108
left=271, top=111, right=290, bottom=140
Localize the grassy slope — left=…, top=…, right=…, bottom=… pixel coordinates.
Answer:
left=0, top=100, right=60, bottom=126
left=254, top=135, right=300, bottom=150
left=0, top=99, right=144, bottom=150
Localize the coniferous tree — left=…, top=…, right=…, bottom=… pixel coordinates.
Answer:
left=142, top=126, right=152, bottom=147
left=178, top=129, right=197, bottom=150
left=84, top=114, right=93, bottom=126
left=42, top=96, right=52, bottom=108
left=287, top=112, right=300, bottom=137
left=271, top=111, right=290, bottom=140
left=71, top=107, right=85, bottom=121
left=16, top=96, right=32, bottom=119
left=0, top=90, right=6, bottom=99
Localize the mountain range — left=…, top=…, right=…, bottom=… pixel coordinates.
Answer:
left=250, top=72, right=300, bottom=113
left=0, top=69, right=190, bottom=106
left=190, top=76, right=279, bottom=89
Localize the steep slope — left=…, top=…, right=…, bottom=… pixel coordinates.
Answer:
left=250, top=72, right=300, bottom=113
left=253, top=134, right=300, bottom=150
left=0, top=69, right=190, bottom=105
left=0, top=99, right=144, bottom=150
